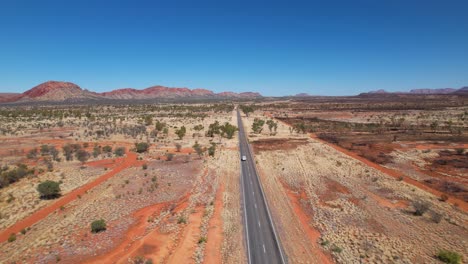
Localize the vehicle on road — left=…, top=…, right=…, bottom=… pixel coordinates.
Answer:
left=241, top=155, right=247, bottom=161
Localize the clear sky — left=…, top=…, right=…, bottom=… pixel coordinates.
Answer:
left=1, top=0, right=467, bottom=96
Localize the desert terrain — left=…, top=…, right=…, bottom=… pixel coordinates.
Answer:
left=239, top=95, right=467, bottom=263
left=0, top=103, right=244, bottom=264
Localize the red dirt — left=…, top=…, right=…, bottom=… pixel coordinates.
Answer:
left=281, top=182, right=334, bottom=264
left=86, top=158, right=121, bottom=168
left=0, top=152, right=138, bottom=243
left=85, top=193, right=191, bottom=263
left=167, top=206, right=204, bottom=264
left=204, top=184, right=224, bottom=264
left=310, top=134, right=468, bottom=212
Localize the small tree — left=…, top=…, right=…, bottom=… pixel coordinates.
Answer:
left=114, top=147, right=126, bottom=157
left=175, top=126, right=186, bottom=140
left=37, top=180, right=61, bottom=199
left=93, top=145, right=102, bottom=158
left=76, top=149, right=90, bottom=164
left=193, top=142, right=204, bottom=157
left=102, top=145, right=113, bottom=153
left=208, top=143, right=216, bottom=157
left=135, top=142, right=150, bottom=153
left=91, top=219, right=107, bottom=233
left=8, top=233, right=16, bottom=243
left=252, top=118, right=265, bottom=134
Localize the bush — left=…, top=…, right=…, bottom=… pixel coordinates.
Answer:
left=436, top=250, right=462, bottom=264
left=114, top=147, right=126, bottom=157
left=8, top=233, right=16, bottom=242
left=412, top=200, right=430, bottom=216
left=198, top=236, right=207, bottom=244
left=102, top=145, right=113, bottom=153
left=91, top=219, right=107, bottom=233
left=166, top=153, right=174, bottom=161
left=37, top=180, right=61, bottom=199
left=142, top=164, right=148, bottom=170
left=135, top=142, right=150, bottom=153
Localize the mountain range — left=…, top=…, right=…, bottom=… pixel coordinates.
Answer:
left=0, top=81, right=262, bottom=103
left=1, top=81, right=467, bottom=104
left=363, top=87, right=468, bottom=95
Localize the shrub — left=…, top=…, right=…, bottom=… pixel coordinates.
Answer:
left=198, top=236, right=207, bottom=244
left=8, top=233, right=16, bottom=242
left=135, top=142, right=150, bottom=153
left=436, top=250, right=462, bottom=264
left=166, top=153, right=174, bottom=161
left=102, top=145, right=113, bottom=153
left=37, top=180, right=61, bottom=199
left=175, top=126, right=187, bottom=140
left=175, top=143, right=182, bottom=152
left=91, top=219, right=107, bottom=233
left=114, top=147, right=126, bottom=157
left=412, top=200, right=431, bottom=216
left=455, top=148, right=464, bottom=155
left=142, top=164, right=148, bottom=170
left=75, top=149, right=90, bottom=164
left=177, top=216, right=187, bottom=224
left=331, top=245, right=342, bottom=253
left=430, top=211, right=443, bottom=223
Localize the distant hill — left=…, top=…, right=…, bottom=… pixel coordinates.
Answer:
left=360, top=87, right=467, bottom=96
left=2, top=81, right=263, bottom=103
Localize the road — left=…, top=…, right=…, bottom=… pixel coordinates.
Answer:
left=237, top=110, right=286, bottom=264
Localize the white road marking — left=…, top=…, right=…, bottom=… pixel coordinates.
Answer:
left=258, top=220, right=261, bottom=227
left=254, top=203, right=257, bottom=209
left=263, top=244, right=266, bottom=253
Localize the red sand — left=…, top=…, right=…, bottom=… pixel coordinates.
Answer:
left=281, top=182, right=334, bottom=264
left=204, top=184, right=224, bottom=264
left=310, top=134, right=468, bottom=212
left=0, top=152, right=138, bottom=243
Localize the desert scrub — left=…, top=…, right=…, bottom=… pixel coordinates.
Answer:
left=436, top=250, right=462, bottom=264
left=8, top=233, right=16, bottom=242
left=91, top=219, right=107, bottom=233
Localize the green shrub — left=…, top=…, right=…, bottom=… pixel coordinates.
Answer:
left=91, top=219, right=107, bottom=233
left=114, top=147, right=126, bottom=157
left=8, top=233, right=16, bottom=242
left=198, top=236, right=207, bottom=244
left=135, top=142, right=150, bottom=153
left=437, top=250, right=462, bottom=264
left=37, top=180, right=61, bottom=199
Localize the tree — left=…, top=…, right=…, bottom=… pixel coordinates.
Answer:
left=76, top=149, right=90, bottom=164
left=155, top=120, right=165, bottom=132
left=252, top=118, right=265, bottom=134
left=50, top=146, right=60, bottom=161
left=193, top=124, right=204, bottom=132
left=37, top=180, right=61, bottom=199
left=175, top=126, right=186, bottom=140
left=91, top=219, right=107, bottom=233
left=206, top=121, right=221, bottom=137
left=240, top=105, right=254, bottom=116
left=27, top=148, right=38, bottom=159
left=114, top=147, right=126, bottom=157
left=102, top=145, right=113, bottom=153
left=208, top=143, right=216, bottom=157
left=40, top=145, right=50, bottom=156
left=220, top=122, right=238, bottom=139
left=193, top=141, right=204, bottom=157
left=135, top=142, right=150, bottom=153
left=175, top=143, right=182, bottom=152
left=266, top=120, right=278, bottom=135
left=93, top=145, right=102, bottom=158
left=144, top=115, right=153, bottom=126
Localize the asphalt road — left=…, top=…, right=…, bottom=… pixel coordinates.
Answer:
left=237, top=110, right=286, bottom=264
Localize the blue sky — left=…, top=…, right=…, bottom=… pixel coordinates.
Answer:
left=1, top=0, right=467, bottom=96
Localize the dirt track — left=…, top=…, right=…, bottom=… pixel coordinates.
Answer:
left=0, top=151, right=138, bottom=243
